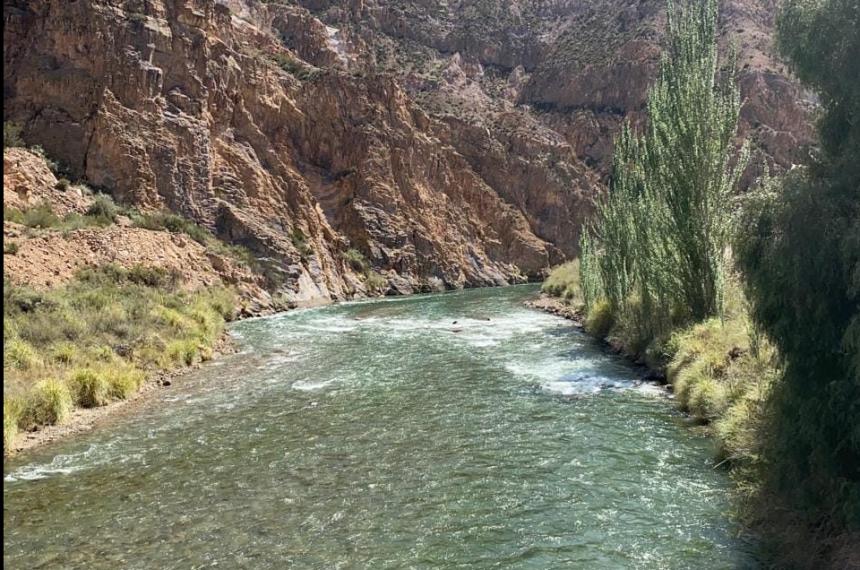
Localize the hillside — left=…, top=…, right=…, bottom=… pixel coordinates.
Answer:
left=3, top=0, right=813, bottom=305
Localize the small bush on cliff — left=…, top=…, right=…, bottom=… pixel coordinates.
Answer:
left=364, top=271, right=388, bottom=294
left=85, top=194, right=120, bottom=225
left=4, top=121, right=24, bottom=148
left=290, top=228, right=313, bottom=258
left=344, top=248, right=369, bottom=272
left=272, top=52, right=320, bottom=81
left=342, top=248, right=389, bottom=294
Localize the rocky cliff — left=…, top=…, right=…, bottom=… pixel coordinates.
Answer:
left=3, top=0, right=814, bottom=304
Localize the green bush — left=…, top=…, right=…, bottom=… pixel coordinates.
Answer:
left=687, top=375, right=728, bottom=423
left=5, top=337, right=40, bottom=370
left=127, top=264, right=180, bottom=290
left=166, top=339, right=198, bottom=366
left=584, top=299, right=614, bottom=338
left=541, top=260, right=581, bottom=302
left=4, top=121, right=24, bottom=148
left=344, top=248, right=369, bottom=272
left=21, top=203, right=60, bottom=228
left=4, top=241, right=20, bottom=255
left=104, top=366, right=144, bottom=400
left=51, top=342, right=77, bottom=364
left=21, top=379, right=73, bottom=427
left=85, top=194, right=119, bottom=225
left=68, top=368, right=111, bottom=408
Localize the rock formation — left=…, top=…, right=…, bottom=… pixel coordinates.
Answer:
left=3, top=0, right=814, bottom=304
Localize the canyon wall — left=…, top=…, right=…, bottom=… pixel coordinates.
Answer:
left=3, top=0, right=813, bottom=303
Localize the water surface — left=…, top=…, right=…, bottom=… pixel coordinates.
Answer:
left=4, top=285, right=758, bottom=568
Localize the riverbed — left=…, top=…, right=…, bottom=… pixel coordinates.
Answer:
left=3, top=285, right=758, bottom=568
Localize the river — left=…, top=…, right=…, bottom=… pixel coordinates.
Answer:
left=3, top=285, right=759, bottom=568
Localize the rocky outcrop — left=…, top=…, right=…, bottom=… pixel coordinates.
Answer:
left=4, top=148, right=91, bottom=216
left=3, top=0, right=813, bottom=305
left=3, top=149, right=275, bottom=314
left=4, top=0, right=572, bottom=304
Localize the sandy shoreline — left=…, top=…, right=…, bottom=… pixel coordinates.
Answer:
left=5, top=334, right=237, bottom=457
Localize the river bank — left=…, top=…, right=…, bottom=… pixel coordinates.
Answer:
left=5, top=335, right=237, bottom=456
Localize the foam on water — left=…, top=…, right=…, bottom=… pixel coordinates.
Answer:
left=5, top=443, right=114, bottom=482
left=3, top=286, right=755, bottom=569
left=292, top=379, right=338, bottom=391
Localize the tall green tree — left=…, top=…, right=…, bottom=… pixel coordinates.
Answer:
left=736, top=0, right=860, bottom=548
left=581, top=0, right=747, bottom=345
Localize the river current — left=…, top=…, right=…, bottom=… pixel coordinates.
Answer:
left=4, top=285, right=758, bottom=568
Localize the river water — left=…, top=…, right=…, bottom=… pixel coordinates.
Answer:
left=4, top=285, right=758, bottom=568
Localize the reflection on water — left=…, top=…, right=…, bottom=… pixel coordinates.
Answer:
left=4, top=285, right=759, bottom=568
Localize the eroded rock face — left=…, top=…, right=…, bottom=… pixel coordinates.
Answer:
left=2, top=148, right=276, bottom=315
left=3, top=0, right=813, bottom=304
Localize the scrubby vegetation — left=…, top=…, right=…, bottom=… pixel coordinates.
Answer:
left=547, top=0, right=858, bottom=565
left=3, top=265, right=235, bottom=454
left=290, top=228, right=313, bottom=259
left=342, top=248, right=388, bottom=294
left=733, top=0, right=859, bottom=562
left=540, top=260, right=582, bottom=307
left=128, top=209, right=289, bottom=288
left=5, top=195, right=120, bottom=231
left=343, top=248, right=369, bottom=272
left=4, top=197, right=284, bottom=288
left=4, top=121, right=24, bottom=148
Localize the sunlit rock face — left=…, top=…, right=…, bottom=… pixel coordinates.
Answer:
left=3, top=0, right=812, bottom=303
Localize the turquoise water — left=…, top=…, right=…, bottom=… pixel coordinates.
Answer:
left=4, top=285, right=758, bottom=568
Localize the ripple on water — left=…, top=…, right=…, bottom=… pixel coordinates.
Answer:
left=3, top=285, right=759, bottom=569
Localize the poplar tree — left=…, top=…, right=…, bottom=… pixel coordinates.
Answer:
left=581, top=0, right=747, bottom=341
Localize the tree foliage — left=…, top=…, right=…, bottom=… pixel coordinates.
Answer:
left=580, top=0, right=747, bottom=347
left=736, top=0, right=860, bottom=543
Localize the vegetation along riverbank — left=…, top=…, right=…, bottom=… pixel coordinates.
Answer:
left=1, top=146, right=280, bottom=455
left=539, top=0, right=858, bottom=567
